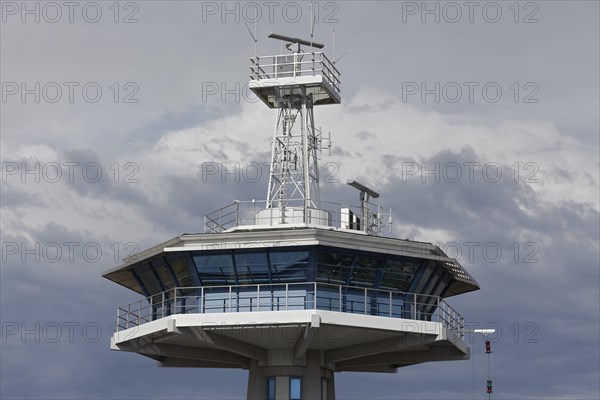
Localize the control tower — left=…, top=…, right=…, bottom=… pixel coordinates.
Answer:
left=103, top=34, right=480, bottom=400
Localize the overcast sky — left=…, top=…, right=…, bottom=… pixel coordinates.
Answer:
left=1, top=1, right=599, bottom=399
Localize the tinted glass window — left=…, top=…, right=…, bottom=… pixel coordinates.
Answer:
left=316, top=251, right=352, bottom=284
left=170, top=258, right=193, bottom=288
left=137, top=265, right=160, bottom=294
left=193, top=253, right=235, bottom=285
left=349, top=255, right=379, bottom=287
left=380, top=257, right=419, bottom=292
left=235, top=251, right=270, bottom=284
left=155, top=263, right=175, bottom=289
left=270, top=249, right=309, bottom=282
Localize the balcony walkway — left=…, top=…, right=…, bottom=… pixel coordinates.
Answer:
left=116, top=282, right=464, bottom=338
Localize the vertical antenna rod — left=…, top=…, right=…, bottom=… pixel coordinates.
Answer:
left=310, top=1, right=316, bottom=48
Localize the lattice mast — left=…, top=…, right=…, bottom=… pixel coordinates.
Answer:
left=266, top=79, right=320, bottom=211
left=249, top=33, right=341, bottom=223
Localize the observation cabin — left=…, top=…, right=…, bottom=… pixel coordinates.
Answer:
left=103, top=33, right=480, bottom=400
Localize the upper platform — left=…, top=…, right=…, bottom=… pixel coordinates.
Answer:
left=249, top=51, right=341, bottom=108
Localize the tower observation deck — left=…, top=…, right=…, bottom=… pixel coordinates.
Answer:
left=103, top=33, right=480, bottom=400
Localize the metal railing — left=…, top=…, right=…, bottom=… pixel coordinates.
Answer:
left=116, top=283, right=464, bottom=338
left=203, top=199, right=388, bottom=234
left=250, top=52, right=341, bottom=94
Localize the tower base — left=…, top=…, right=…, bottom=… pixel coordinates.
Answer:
left=247, top=350, right=335, bottom=400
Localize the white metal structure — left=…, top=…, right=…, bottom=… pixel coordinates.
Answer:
left=104, top=34, right=481, bottom=400
left=249, top=34, right=340, bottom=227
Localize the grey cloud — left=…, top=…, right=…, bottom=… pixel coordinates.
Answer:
left=1, top=1, right=598, bottom=399
left=357, top=130, right=377, bottom=141
left=347, top=100, right=395, bottom=114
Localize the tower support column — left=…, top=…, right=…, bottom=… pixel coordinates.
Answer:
left=247, top=350, right=335, bottom=400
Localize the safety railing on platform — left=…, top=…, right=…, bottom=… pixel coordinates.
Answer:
left=203, top=199, right=388, bottom=234
left=116, top=283, right=464, bottom=338
left=250, top=52, right=341, bottom=94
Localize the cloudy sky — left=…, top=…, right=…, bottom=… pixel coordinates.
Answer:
left=1, top=1, right=599, bottom=399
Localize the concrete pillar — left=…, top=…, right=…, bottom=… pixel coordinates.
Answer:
left=247, top=359, right=266, bottom=400
left=247, top=350, right=335, bottom=400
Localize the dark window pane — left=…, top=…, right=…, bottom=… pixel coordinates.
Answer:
left=155, top=264, right=175, bottom=289
left=178, top=275, right=193, bottom=287
left=235, top=251, right=270, bottom=284
left=193, top=253, right=235, bottom=285
left=380, top=271, right=412, bottom=291
left=170, top=258, right=188, bottom=277
left=270, top=249, right=309, bottom=282
left=137, top=267, right=160, bottom=294
left=318, top=251, right=353, bottom=267
left=349, top=256, right=379, bottom=287
left=316, top=251, right=353, bottom=284
left=170, top=258, right=193, bottom=288
left=380, top=257, right=419, bottom=292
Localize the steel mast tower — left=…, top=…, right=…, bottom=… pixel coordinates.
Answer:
left=103, top=34, right=480, bottom=400
left=263, top=34, right=328, bottom=214
left=253, top=33, right=339, bottom=227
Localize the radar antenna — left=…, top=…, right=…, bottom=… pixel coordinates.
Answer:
left=267, top=33, right=324, bottom=49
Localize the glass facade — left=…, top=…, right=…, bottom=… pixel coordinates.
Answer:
left=128, top=245, right=455, bottom=302
left=192, top=247, right=311, bottom=286
left=113, top=244, right=477, bottom=333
